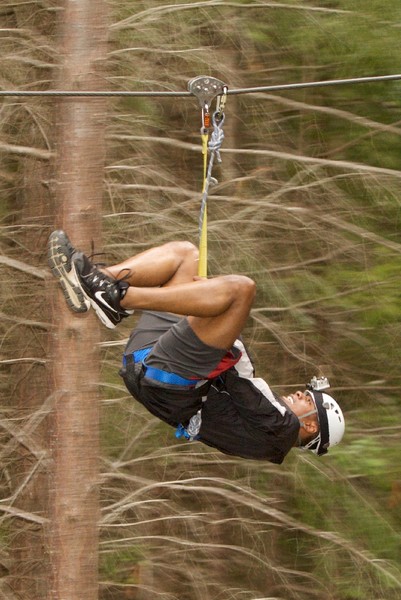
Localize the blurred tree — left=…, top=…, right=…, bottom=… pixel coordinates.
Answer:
left=48, top=0, right=109, bottom=599
left=0, top=0, right=108, bottom=598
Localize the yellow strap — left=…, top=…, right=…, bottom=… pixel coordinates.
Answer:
left=198, top=209, right=207, bottom=277
left=198, top=132, right=209, bottom=277
left=202, top=132, right=208, bottom=182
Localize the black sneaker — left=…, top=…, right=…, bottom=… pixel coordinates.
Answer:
left=47, top=230, right=90, bottom=313
left=72, top=251, right=134, bottom=329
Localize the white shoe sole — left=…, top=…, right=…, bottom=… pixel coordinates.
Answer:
left=69, top=259, right=119, bottom=329
left=47, top=231, right=90, bottom=313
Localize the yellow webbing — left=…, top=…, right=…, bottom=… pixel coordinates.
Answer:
left=198, top=132, right=209, bottom=277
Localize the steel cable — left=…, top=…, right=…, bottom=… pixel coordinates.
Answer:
left=1, top=73, right=401, bottom=97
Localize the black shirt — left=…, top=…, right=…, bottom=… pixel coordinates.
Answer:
left=199, top=369, right=300, bottom=463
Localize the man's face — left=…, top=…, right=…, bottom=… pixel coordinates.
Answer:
left=282, top=390, right=315, bottom=417
left=282, top=390, right=319, bottom=440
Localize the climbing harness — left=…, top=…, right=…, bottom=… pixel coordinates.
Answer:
left=123, top=347, right=203, bottom=387
left=123, top=347, right=205, bottom=441
left=188, top=76, right=228, bottom=277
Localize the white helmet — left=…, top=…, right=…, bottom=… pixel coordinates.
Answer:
left=303, top=390, right=345, bottom=456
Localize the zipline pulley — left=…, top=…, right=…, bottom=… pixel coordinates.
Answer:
left=188, top=75, right=228, bottom=132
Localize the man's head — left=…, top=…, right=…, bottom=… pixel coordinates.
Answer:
left=283, top=389, right=345, bottom=455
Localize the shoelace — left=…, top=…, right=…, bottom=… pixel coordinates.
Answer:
left=85, top=244, right=133, bottom=285
left=82, top=261, right=131, bottom=308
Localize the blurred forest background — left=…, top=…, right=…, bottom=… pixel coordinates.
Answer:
left=1, top=1, right=401, bottom=599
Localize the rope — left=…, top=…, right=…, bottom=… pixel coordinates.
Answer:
left=198, top=112, right=225, bottom=277
left=1, top=73, right=401, bottom=97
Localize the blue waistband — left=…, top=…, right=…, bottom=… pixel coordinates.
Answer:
left=143, top=366, right=199, bottom=387
left=123, top=347, right=201, bottom=387
left=133, top=347, right=152, bottom=363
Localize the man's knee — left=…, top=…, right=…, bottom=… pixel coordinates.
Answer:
left=166, top=240, right=199, bottom=262
left=224, top=274, right=256, bottom=303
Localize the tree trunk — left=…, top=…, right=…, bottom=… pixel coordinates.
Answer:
left=48, top=1, right=109, bottom=599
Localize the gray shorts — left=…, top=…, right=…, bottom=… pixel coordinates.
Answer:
left=124, top=311, right=228, bottom=379
left=121, top=312, right=229, bottom=426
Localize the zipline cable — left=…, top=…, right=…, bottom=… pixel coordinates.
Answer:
left=228, top=73, right=401, bottom=95
left=1, top=73, right=401, bottom=97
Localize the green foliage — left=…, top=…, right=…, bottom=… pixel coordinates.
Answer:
left=100, top=547, right=146, bottom=582
left=96, top=1, right=401, bottom=597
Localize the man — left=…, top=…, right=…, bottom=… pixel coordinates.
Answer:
left=48, top=230, right=345, bottom=463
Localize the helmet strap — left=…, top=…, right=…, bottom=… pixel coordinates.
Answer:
left=298, top=408, right=317, bottom=420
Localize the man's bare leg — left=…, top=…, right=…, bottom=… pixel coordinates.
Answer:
left=120, top=274, right=256, bottom=350
left=106, top=241, right=199, bottom=288
left=72, top=238, right=256, bottom=346
left=106, top=240, right=256, bottom=348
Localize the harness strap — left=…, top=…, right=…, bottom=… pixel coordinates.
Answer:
left=132, top=347, right=152, bottom=363
left=123, top=347, right=201, bottom=388
left=198, top=132, right=209, bottom=278
left=122, top=343, right=237, bottom=442
left=143, top=366, right=200, bottom=387
left=198, top=110, right=226, bottom=277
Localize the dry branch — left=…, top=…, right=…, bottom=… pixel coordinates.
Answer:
left=0, top=255, right=47, bottom=279
left=0, top=504, right=48, bottom=525
left=0, top=141, right=52, bottom=160
left=100, top=473, right=400, bottom=587
left=107, top=134, right=401, bottom=179
left=0, top=311, right=51, bottom=329
left=111, top=1, right=351, bottom=30
left=259, top=93, right=401, bottom=136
